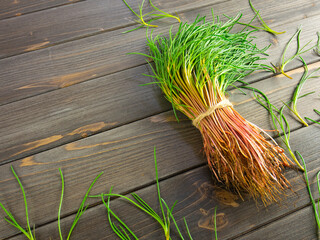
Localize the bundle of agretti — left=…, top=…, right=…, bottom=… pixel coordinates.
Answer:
left=144, top=15, right=293, bottom=204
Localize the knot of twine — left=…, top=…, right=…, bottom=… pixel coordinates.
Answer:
left=192, top=99, right=233, bottom=127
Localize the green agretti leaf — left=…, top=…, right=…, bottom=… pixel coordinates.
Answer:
left=122, top=0, right=180, bottom=32
left=272, top=27, right=315, bottom=79
left=296, top=151, right=320, bottom=230
left=94, top=147, right=199, bottom=239
left=226, top=0, right=285, bottom=35
left=286, top=57, right=320, bottom=126
left=0, top=167, right=36, bottom=240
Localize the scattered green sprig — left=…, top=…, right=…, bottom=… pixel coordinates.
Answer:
left=314, top=32, right=320, bottom=56
left=93, top=147, right=194, bottom=240
left=237, top=0, right=286, bottom=35
left=58, top=169, right=103, bottom=240
left=240, top=83, right=304, bottom=170
left=284, top=57, right=320, bottom=126
left=101, top=187, right=139, bottom=240
left=122, top=0, right=180, bottom=33
left=272, top=27, right=314, bottom=79
left=214, top=207, right=218, bottom=240
left=296, top=151, right=320, bottom=232
left=0, top=167, right=103, bottom=239
left=0, top=166, right=36, bottom=240
left=305, top=109, right=320, bottom=125
left=225, top=0, right=285, bottom=35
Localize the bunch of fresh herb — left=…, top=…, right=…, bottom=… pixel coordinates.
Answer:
left=136, top=13, right=295, bottom=205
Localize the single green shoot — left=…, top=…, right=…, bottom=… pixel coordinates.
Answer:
left=296, top=151, right=320, bottom=231
left=314, top=32, right=320, bottom=56
left=241, top=84, right=304, bottom=170
left=247, top=0, right=285, bottom=35
left=272, top=27, right=314, bottom=79
left=305, top=109, right=320, bottom=125
left=249, top=0, right=285, bottom=35
left=122, top=0, right=180, bottom=32
left=149, top=0, right=180, bottom=23
left=214, top=207, right=218, bottom=240
left=58, top=170, right=103, bottom=240
left=0, top=166, right=36, bottom=240
left=58, top=168, right=65, bottom=240
left=101, top=187, right=139, bottom=240
left=305, top=117, right=320, bottom=125
left=123, top=0, right=157, bottom=28
left=184, top=218, right=193, bottom=240
left=94, top=147, right=194, bottom=239
left=0, top=168, right=103, bottom=239
left=284, top=57, right=320, bottom=126
left=225, top=0, right=285, bottom=35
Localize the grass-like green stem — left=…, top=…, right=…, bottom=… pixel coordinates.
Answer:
left=285, top=57, right=320, bottom=126
left=296, top=151, right=320, bottom=231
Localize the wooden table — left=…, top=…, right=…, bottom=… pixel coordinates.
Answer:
left=1, top=0, right=320, bottom=239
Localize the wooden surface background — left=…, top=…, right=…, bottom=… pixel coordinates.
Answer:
left=0, top=0, right=320, bottom=239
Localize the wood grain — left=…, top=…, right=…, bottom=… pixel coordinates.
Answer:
left=1, top=0, right=320, bottom=239
left=1, top=76, right=320, bottom=238
left=0, top=0, right=82, bottom=21
left=5, top=124, right=320, bottom=240
left=1, top=0, right=319, bottom=59
left=0, top=65, right=169, bottom=164
left=0, top=0, right=319, bottom=105
left=0, top=111, right=203, bottom=238
left=1, top=61, right=319, bottom=164
left=236, top=206, right=318, bottom=239
left=0, top=0, right=228, bottom=58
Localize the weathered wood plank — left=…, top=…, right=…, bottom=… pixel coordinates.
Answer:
left=0, top=110, right=202, bottom=238
left=1, top=60, right=319, bottom=164
left=1, top=71, right=320, bottom=238
left=0, top=0, right=82, bottom=21
left=0, top=65, right=169, bottom=164
left=5, top=124, right=320, bottom=240
left=1, top=0, right=317, bottom=58
left=0, top=0, right=228, bottom=58
left=0, top=0, right=319, bottom=105
left=236, top=206, right=318, bottom=239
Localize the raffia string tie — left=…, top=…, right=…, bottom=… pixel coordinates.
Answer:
left=192, top=99, right=233, bottom=127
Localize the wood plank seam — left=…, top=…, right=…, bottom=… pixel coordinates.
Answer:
left=2, top=93, right=318, bottom=168
left=5, top=152, right=320, bottom=240
left=1, top=60, right=319, bottom=166
left=231, top=200, right=318, bottom=239
left=1, top=53, right=318, bottom=110
left=0, top=0, right=86, bottom=22
left=0, top=0, right=318, bottom=105
left=0, top=107, right=165, bottom=167
left=0, top=0, right=232, bottom=60
left=0, top=61, right=148, bottom=107
left=2, top=163, right=207, bottom=239
left=1, top=108, right=319, bottom=237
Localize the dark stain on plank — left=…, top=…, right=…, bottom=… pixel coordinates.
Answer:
left=198, top=208, right=229, bottom=231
